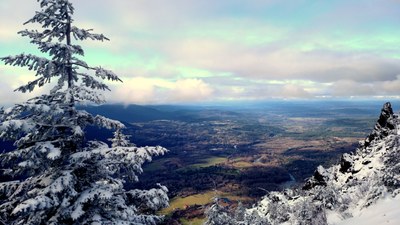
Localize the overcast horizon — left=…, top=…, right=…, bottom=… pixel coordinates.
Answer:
left=1, top=0, right=400, bottom=105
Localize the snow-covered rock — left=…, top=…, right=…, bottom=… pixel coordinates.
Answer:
left=243, top=102, right=400, bottom=225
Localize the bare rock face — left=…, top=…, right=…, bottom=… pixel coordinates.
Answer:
left=304, top=165, right=331, bottom=190
left=339, top=153, right=353, bottom=173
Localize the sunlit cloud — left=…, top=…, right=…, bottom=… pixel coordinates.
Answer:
left=0, top=66, right=50, bottom=105
left=109, top=77, right=214, bottom=104
left=169, top=78, right=214, bottom=102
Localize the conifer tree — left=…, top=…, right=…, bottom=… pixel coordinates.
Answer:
left=0, top=0, right=168, bottom=224
left=204, top=197, right=234, bottom=225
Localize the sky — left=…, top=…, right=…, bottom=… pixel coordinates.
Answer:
left=1, top=0, right=400, bottom=104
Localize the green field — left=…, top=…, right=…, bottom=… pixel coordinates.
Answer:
left=188, top=157, right=227, bottom=168
left=161, top=190, right=250, bottom=215
left=160, top=191, right=216, bottom=214
left=145, top=156, right=226, bottom=173
left=231, top=161, right=254, bottom=168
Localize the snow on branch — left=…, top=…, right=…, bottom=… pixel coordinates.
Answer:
left=71, top=26, right=109, bottom=42
left=81, top=74, right=110, bottom=91
left=71, top=57, right=89, bottom=68
left=95, top=67, right=122, bottom=82
left=37, top=42, right=85, bottom=57
left=25, top=0, right=74, bottom=26
left=0, top=141, right=61, bottom=170
left=0, top=119, right=35, bottom=140
left=19, top=29, right=50, bottom=43
left=95, top=145, right=167, bottom=166
left=127, top=184, right=169, bottom=211
left=15, top=77, right=51, bottom=93
left=12, top=195, right=55, bottom=216
left=109, top=129, right=132, bottom=148
left=69, top=144, right=167, bottom=182
left=41, top=171, right=76, bottom=195
left=1, top=54, right=56, bottom=73
left=25, top=11, right=67, bottom=27
left=93, top=115, right=124, bottom=130
left=71, top=86, right=106, bottom=104
left=1, top=102, right=52, bottom=121
left=70, top=182, right=124, bottom=221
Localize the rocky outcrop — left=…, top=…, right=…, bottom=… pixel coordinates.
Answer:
left=303, top=165, right=329, bottom=190
left=303, top=102, right=398, bottom=191
left=339, top=153, right=353, bottom=173
left=363, top=102, right=397, bottom=147
left=247, top=102, right=400, bottom=225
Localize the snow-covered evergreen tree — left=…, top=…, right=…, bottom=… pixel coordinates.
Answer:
left=234, top=202, right=246, bottom=222
left=0, top=0, right=168, bottom=224
left=109, top=128, right=135, bottom=148
left=204, top=197, right=234, bottom=225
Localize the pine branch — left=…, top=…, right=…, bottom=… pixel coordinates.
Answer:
left=35, top=42, right=85, bottom=57
left=71, top=86, right=107, bottom=104
left=15, top=77, right=50, bottom=93
left=81, top=74, right=110, bottom=91
left=93, top=115, right=125, bottom=130
left=95, top=67, right=123, bottom=82
left=1, top=54, right=56, bottom=72
left=71, top=26, right=109, bottom=42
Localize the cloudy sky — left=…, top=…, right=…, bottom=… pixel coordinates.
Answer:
left=1, top=0, right=400, bottom=104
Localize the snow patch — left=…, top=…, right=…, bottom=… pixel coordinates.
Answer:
left=43, top=142, right=61, bottom=159
left=332, top=195, right=400, bottom=225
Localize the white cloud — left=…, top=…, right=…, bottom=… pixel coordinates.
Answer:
left=330, top=80, right=375, bottom=97
left=280, top=84, right=312, bottom=98
left=165, top=39, right=400, bottom=83
left=169, top=78, right=214, bottom=102
left=109, top=77, right=214, bottom=104
left=1, top=0, right=400, bottom=104
left=0, top=66, right=50, bottom=105
left=109, top=77, right=157, bottom=104
left=380, top=75, right=400, bottom=95
left=326, top=77, right=400, bottom=97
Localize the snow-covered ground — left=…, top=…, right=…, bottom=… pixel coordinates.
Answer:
left=328, top=195, right=400, bottom=225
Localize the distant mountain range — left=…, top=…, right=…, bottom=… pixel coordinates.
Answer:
left=82, top=104, right=192, bottom=123
left=81, top=100, right=397, bottom=124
